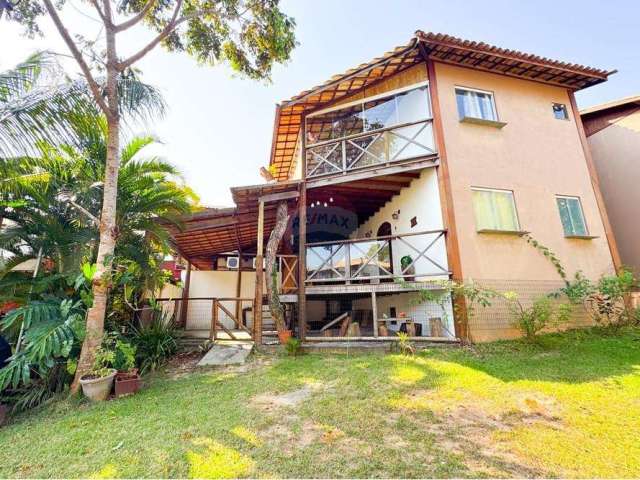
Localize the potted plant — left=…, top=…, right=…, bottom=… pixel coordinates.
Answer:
left=113, top=340, right=141, bottom=398
left=79, top=347, right=117, bottom=401
left=278, top=329, right=292, bottom=344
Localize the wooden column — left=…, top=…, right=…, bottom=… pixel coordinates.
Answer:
left=426, top=57, right=469, bottom=342
left=371, top=291, right=378, bottom=338
left=298, top=184, right=307, bottom=340
left=179, top=261, right=192, bottom=328
left=568, top=90, right=622, bottom=271
left=235, top=249, right=243, bottom=325
left=298, top=116, right=308, bottom=340
left=254, top=200, right=265, bottom=344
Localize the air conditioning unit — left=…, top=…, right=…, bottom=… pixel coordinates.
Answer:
left=226, top=256, right=240, bottom=269
left=252, top=257, right=265, bottom=269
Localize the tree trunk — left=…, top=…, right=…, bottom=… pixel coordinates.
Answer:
left=265, top=201, right=289, bottom=333
left=71, top=16, right=120, bottom=393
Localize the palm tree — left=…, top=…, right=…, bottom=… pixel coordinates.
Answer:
left=0, top=52, right=164, bottom=157
left=0, top=122, right=196, bottom=399
left=0, top=120, right=196, bottom=286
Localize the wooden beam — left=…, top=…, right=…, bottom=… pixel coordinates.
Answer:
left=254, top=200, right=265, bottom=345
left=306, top=156, right=438, bottom=189
left=426, top=58, right=469, bottom=342
left=568, top=90, right=622, bottom=271
left=258, top=189, right=300, bottom=203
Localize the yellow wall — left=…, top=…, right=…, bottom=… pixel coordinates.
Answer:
left=435, top=62, right=615, bottom=283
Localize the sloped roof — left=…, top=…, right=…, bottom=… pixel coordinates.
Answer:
left=580, top=94, right=640, bottom=116
left=268, top=31, right=615, bottom=181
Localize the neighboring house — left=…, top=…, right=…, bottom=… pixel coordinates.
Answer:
left=581, top=96, right=640, bottom=275
left=164, top=31, right=620, bottom=343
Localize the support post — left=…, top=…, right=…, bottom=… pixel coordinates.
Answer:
left=298, top=185, right=307, bottom=340
left=426, top=57, right=469, bottom=342
left=254, top=200, right=265, bottom=344
left=179, top=261, right=191, bottom=328
left=298, top=117, right=308, bottom=340
left=211, top=299, right=218, bottom=341
left=235, top=249, right=243, bottom=326
left=371, top=291, right=378, bottom=338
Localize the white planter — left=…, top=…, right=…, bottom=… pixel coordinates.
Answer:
left=79, top=370, right=116, bottom=401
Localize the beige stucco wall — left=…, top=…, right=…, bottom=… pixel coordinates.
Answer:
left=434, top=62, right=615, bottom=341
left=587, top=112, right=640, bottom=275
left=184, top=271, right=258, bottom=330
left=436, top=62, right=615, bottom=282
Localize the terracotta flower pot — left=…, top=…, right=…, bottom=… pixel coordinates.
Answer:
left=79, top=369, right=116, bottom=401
left=278, top=329, right=292, bottom=344
left=114, top=371, right=141, bottom=398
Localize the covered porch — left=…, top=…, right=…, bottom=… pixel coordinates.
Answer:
left=163, top=165, right=457, bottom=344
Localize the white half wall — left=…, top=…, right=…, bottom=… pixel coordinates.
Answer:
left=352, top=167, right=448, bottom=279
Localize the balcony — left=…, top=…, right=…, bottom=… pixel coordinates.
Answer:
left=304, top=83, right=436, bottom=179
left=305, top=229, right=449, bottom=286
left=305, top=119, right=436, bottom=178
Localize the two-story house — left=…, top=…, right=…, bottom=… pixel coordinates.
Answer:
left=164, top=31, right=620, bottom=344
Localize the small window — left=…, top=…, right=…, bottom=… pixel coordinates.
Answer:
left=556, top=196, right=587, bottom=236
left=456, top=88, right=498, bottom=121
left=552, top=103, right=569, bottom=120
left=472, top=188, right=520, bottom=232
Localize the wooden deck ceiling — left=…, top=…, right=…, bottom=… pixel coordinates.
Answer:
left=166, top=171, right=424, bottom=269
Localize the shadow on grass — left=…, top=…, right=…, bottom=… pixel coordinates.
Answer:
left=441, top=326, right=640, bottom=384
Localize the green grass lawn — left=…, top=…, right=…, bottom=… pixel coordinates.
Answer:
left=1, top=327, right=639, bottom=478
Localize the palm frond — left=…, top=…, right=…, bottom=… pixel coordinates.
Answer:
left=0, top=51, right=58, bottom=103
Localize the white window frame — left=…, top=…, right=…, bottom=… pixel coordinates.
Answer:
left=455, top=86, right=499, bottom=121
left=556, top=195, right=588, bottom=236
left=471, top=187, right=521, bottom=232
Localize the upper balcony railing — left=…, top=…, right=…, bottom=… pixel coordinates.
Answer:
left=305, top=229, right=449, bottom=284
left=305, top=119, right=436, bottom=178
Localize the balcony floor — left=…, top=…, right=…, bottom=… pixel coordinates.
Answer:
left=305, top=279, right=448, bottom=295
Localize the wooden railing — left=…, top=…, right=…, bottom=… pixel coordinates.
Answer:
left=155, top=297, right=254, bottom=340
left=210, top=297, right=254, bottom=341
left=305, top=229, right=449, bottom=284
left=278, top=255, right=299, bottom=293
left=305, top=119, right=436, bottom=178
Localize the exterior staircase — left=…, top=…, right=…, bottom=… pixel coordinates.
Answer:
left=260, top=305, right=280, bottom=345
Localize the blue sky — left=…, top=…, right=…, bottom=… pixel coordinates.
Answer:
left=2, top=0, right=639, bottom=206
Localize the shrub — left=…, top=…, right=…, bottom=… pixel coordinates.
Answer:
left=505, top=293, right=571, bottom=341
left=91, top=346, right=116, bottom=378
left=113, top=340, right=137, bottom=372
left=395, top=332, right=415, bottom=356
left=128, top=309, right=178, bottom=374
left=284, top=337, right=302, bottom=357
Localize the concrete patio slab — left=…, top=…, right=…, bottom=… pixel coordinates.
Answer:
left=197, top=341, right=254, bottom=366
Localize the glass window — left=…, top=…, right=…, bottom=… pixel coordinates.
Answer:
left=306, top=85, right=430, bottom=144
left=396, top=86, right=430, bottom=123
left=553, top=103, right=569, bottom=120
left=363, top=96, right=397, bottom=131
left=472, top=188, right=520, bottom=231
left=556, top=196, right=587, bottom=236
left=456, top=88, right=497, bottom=121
